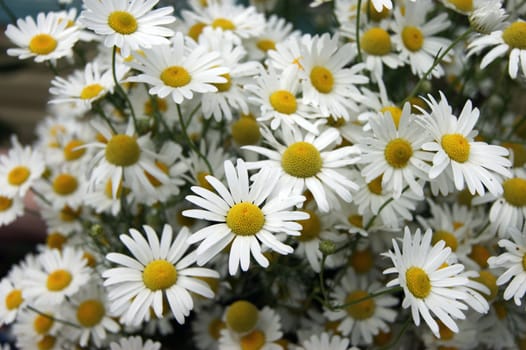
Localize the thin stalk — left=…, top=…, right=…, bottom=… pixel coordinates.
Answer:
left=364, top=185, right=409, bottom=230
left=31, top=188, right=52, bottom=206
left=0, top=0, right=17, bottom=24
left=112, top=46, right=138, bottom=130
left=318, top=254, right=330, bottom=306
left=379, top=317, right=411, bottom=350
left=27, top=305, right=80, bottom=329
left=93, top=103, right=117, bottom=134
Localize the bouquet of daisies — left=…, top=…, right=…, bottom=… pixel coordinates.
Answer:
left=0, top=0, right=526, bottom=348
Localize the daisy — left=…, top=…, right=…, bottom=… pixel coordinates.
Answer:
left=127, top=32, right=229, bottom=104
left=245, top=15, right=299, bottom=61
left=0, top=277, right=24, bottom=325
left=0, top=136, right=45, bottom=198
left=102, top=224, right=219, bottom=326
left=12, top=306, right=63, bottom=343
left=266, top=34, right=310, bottom=72
left=391, top=0, right=452, bottom=78
left=35, top=168, right=87, bottom=210
left=324, top=270, right=398, bottom=345
left=468, top=20, right=526, bottom=79
left=418, top=92, right=512, bottom=196
left=191, top=305, right=225, bottom=350
left=359, top=102, right=432, bottom=198
left=109, top=336, right=161, bottom=350
left=80, top=0, right=176, bottom=57
left=0, top=194, right=24, bottom=227
left=300, top=33, right=368, bottom=120
left=243, top=127, right=361, bottom=212
left=298, top=332, right=357, bottom=350
left=383, top=226, right=473, bottom=337
left=5, top=12, right=79, bottom=63
left=183, top=159, right=308, bottom=275
left=468, top=0, right=508, bottom=34
left=488, top=227, right=526, bottom=306
left=21, top=247, right=91, bottom=306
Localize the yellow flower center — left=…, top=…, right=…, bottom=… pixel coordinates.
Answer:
left=60, top=205, right=81, bottom=222
left=231, top=115, right=261, bottom=146
left=63, top=139, right=86, bottom=161
left=144, top=97, right=168, bottom=116
left=196, top=171, right=214, bottom=191
left=105, top=134, right=140, bottom=166
left=82, top=252, right=97, bottom=268
left=472, top=270, right=498, bottom=301
left=447, top=0, right=473, bottom=12
left=269, top=90, right=297, bottom=114
left=493, top=301, right=507, bottom=320
left=208, top=318, right=225, bottom=340
left=142, top=259, right=177, bottom=291
left=7, top=165, right=31, bottom=186
left=374, top=330, right=393, bottom=346
left=327, top=116, right=346, bottom=128
left=310, top=66, right=334, bottom=93
left=76, top=299, right=105, bottom=327
left=188, top=22, right=206, bottom=41
left=361, top=27, right=392, bottom=56
left=281, top=142, right=322, bottom=178
left=80, top=84, right=104, bottom=100
left=29, top=34, right=57, bottom=55
left=367, top=175, right=383, bottom=195
left=349, top=248, right=374, bottom=273
left=402, top=26, right=424, bottom=52
left=432, top=230, right=458, bottom=252
left=503, top=177, right=526, bottom=207
left=46, top=232, right=67, bottom=250
left=104, top=180, right=124, bottom=199
left=5, top=289, right=23, bottom=310
left=160, top=65, right=192, bottom=88
left=523, top=253, right=526, bottom=271
left=502, top=21, right=526, bottom=50
left=34, top=313, right=54, bottom=334
left=503, top=142, right=526, bottom=167
left=145, top=160, right=169, bottom=187
left=380, top=106, right=403, bottom=128
left=37, top=335, right=56, bottom=350
left=437, top=320, right=455, bottom=340
left=0, top=196, right=13, bottom=212
left=297, top=209, right=321, bottom=242
left=226, top=202, right=265, bottom=236
left=441, top=133, right=470, bottom=163
left=212, top=18, right=236, bottom=31
left=256, top=39, right=276, bottom=52
left=240, top=330, right=266, bottom=350
left=225, top=300, right=259, bottom=334
left=405, top=266, right=431, bottom=299
left=468, top=244, right=490, bottom=268
left=108, top=11, right=138, bottom=35
left=213, top=73, right=232, bottom=92
left=384, top=138, right=413, bottom=169
left=46, top=269, right=72, bottom=291
left=52, top=173, right=78, bottom=195
left=345, top=290, right=376, bottom=320
left=348, top=214, right=363, bottom=228
left=366, top=1, right=391, bottom=21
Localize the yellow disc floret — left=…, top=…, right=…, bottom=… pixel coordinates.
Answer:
left=37, top=335, right=56, bottom=350
left=503, top=177, right=526, bottom=207
left=361, top=27, right=392, bottom=56
left=367, top=175, right=383, bottom=195
left=257, top=39, right=276, bottom=52
left=447, top=0, right=473, bottom=12
left=405, top=266, right=431, bottom=299
left=297, top=210, right=321, bottom=242
left=225, top=300, right=259, bottom=334
left=437, top=320, right=455, bottom=340
left=212, top=18, right=236, bottom=31
left=188, top=22, right=206, bottom=41
left=380, top=106, right=403, bottom=128
left=46, top=269, right=72, bottom=291
left=472, top=270, right=498, bottom=301
left=76, top=299, right=105, bottom=327
left=240, top=330, right=266, bottom=350
left=29, top=34, right=57, bottom=55
left=366, top=1, right=391, bottom=22
left=384, top=138, right=413, bottom=169
left=441, top=133, right=470, bottom=163
left=432, top=230, right=458, bottom=252
left=226, top=202, right=265, bottom=236
left=8, top=166, right=30, bottom=186
left=105, top=134, right=140, bottom=166
left=46, top=232, right=67, bottom=250
left=269, top=90, right=297, bottom=114
left=502, top=21, right=526, bottom=50
left=160, top=65, right=192, bottom=88
left=281, top=142, right=322, bottom=178
left=523, top=253, right=526, bottom=271
left=349, top=248, right=374, bottom=274
left=0, top=196, right=13, bottom=212
left=208, top=318, right=225, bottom=340
left=63, top=139, right=86, bottom=161
left=34, top=313, right=54, bottom=334
left=52, top=173, right=78, bottom=195
left=108, top=11, right=138, bottom=35
left=402, top=26, right=424, bottom=52
left=231, top=115, right=261, bottom=146
left=469, top=244, right=490, bottom=268
left=5, top=289, right=23, bottom=310
left=80, top=84, right=104, bottom=100
left=213, top=73, right=232, bottom=92
left=142, top=259, right=177, bottom=291
left=310, top=66, right=334, bottom=93
left=345, top=290, right=376, bottom=320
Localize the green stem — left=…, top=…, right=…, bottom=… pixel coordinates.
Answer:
left=112, top=46, right=138, bottom=131
left=378, top=317, right=411, bottom=350
left=318, top=254, right=330, bottom=306
left=364, top=185, right=409, bottom=230
left=46, top=61, right=59, bottom=76
left=27, top=305, right=80, bottom=329
left=0, top=0, right=17, bottom=24
left=93, top=103, right=117, bottom=134
left=355, top=0, right=363, bottom=62
left=332, top=286, right=402, bottom=311
left=31, top=188, right=52, bottom=206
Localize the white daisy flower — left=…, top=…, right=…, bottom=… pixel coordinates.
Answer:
left=391, top=0, right=452, bottom=78
left=298, top=332, right=357, bottom=350
left=244, top=127, right=361, bottom=212
left=468, top=0, right=508, bottom=34
left=488, top=227, right=526, bottom=306
left=0, top=277, right=24, bottom=325
left=383, top=226, right=472, bottom=337
left=300, top=33, right=368, bottom=120
left=418, top=92, right=512, bottom=196
left=39, top=204, right=85, bottom=234
left=109, top=336, right=161, bottom=350
left=21, top=247, right=91, bottom=306
left=267, top=34, right=310, bottom=72
left=0, top=194, right=24, bottom=227
left=12, top=306, right=63, bottom=342
left=5, top=12, right=79, bottom=63
left=245, top=15, right=299, bottom=61
left=359, top=103, right=432, bottom=198
left=191, top=305, right=225, bottom=350
left=34, top=167, right=87, bottom=210
left=103, top=224, right=219, bottom=326
left=468, top=20, right=526, bottom=79
left=80, top=0, right=176, bottom=57
left=127, top=32, right=229, bottom=104
left=183, top=159, right=308, bottom=275
left=0, top=136, right=45, bottom=198
left=324, top=270, right=398, bottom=345
left=84, top=178, right=130, bottom=216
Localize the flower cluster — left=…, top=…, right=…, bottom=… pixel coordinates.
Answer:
left=1, top=0, right=526, bottom=349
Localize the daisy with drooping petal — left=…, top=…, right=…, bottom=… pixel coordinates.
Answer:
left=127, top=32, right=229, bottom=104
left=383, top=226, right=473, bottom=337
left=298, top=332, right=357, bottom=350
left=5, top=12, right=79, bottom=63
left=103, top=224, right=219, bottom=326
left=109, top=336, right=161, bottom=350
left=418, top=92, right=512, bottom=196
left=244, top=127, right=361, bottom=212
left=183, top=159, right=308, bottom=275
left=80, top=0, right=175, bottom=57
